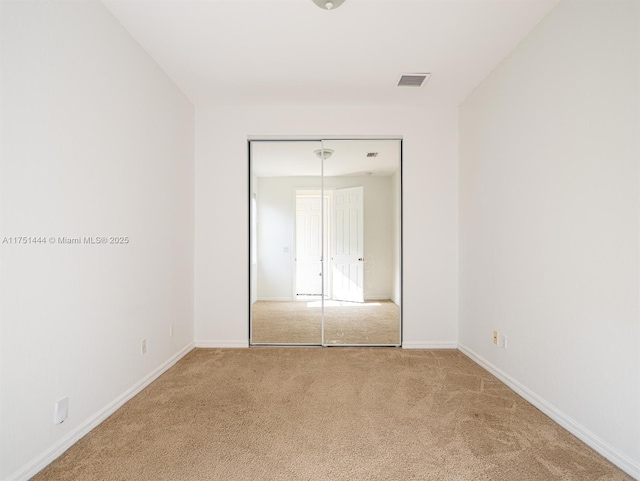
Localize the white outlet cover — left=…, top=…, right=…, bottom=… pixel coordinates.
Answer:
left=54, top=397, right=69, bottom=424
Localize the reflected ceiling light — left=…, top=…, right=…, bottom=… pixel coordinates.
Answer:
left=314, top=148, right=334, bottom=160
left=312, top=0, right=345, bottom=10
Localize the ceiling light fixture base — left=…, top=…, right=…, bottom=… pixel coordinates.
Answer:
left=314, top=149, right=334, bottom=160
left=312, top=0, right=345, bottom=10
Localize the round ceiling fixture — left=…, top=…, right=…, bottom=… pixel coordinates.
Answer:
left=312, top=0, right=345, bottom=10
left=314, top=149, right=334, bottom=160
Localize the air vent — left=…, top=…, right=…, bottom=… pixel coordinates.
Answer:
left=396, top=73, right=431, bottom=87
left=366, top=152, right=379, bottom=158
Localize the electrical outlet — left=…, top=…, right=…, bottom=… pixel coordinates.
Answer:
left=493, top=331, right=498, bottom=345
left=169, top=324, right=173, bottom=337
left=499, top=334, right=507, bottom=349
left=141, top=339, right=147, bottom=354
left=54, top=397, right=69, bottom=424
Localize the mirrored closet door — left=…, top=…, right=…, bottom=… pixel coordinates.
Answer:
left=249, top=139, right=401, bottom=346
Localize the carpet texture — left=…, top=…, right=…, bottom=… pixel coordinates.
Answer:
left=33, top=348, right=632, bottom=480
left=251, top=300, right=400, bottom=345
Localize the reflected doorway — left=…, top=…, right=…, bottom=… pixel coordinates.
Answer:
left=295, top=191, right=329, bottom=299
left=249, top=139, right=402, bottom=346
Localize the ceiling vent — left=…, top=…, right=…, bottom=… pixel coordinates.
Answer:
left=396, top=73, right=431, bottom=87
left=366, top=152, right=379, bottom=158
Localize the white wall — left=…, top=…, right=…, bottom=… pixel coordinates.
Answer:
left=195, top=106, right=458, bottom=348
left=0, top=1, right=195, bottom=479
left=256, top=176, right=300, bottom=300
left=256, top=175, right=395, bottom=301
left=459, top=0, right=639, bottom=476
left=250, top=171, right=258, bottom=305
left=391, top=169, right=401, bottom=305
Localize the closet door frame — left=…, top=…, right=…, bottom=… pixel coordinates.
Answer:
left=248, top=136, right=403, bottom=347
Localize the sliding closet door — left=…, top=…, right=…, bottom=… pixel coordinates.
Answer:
left=249, top=139, right=401, bottom=347
left=250, top=140, right=323, bottom=345
left=321, top=140, right=401, bottom=346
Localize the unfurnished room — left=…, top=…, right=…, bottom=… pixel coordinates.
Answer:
left=0, top=0, right=639, bottom=480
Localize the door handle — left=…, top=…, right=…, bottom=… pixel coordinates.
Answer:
left=358, top=258, right=364, bottom=261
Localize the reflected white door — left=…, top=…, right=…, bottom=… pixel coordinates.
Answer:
left=296, top=195, right=327, bottom=296
left=332, top=186, right=364, bottom=302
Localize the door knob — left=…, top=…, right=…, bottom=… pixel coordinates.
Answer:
left=358, top=258, right=364, bottom=261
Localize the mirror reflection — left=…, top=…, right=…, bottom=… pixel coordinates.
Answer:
left=250, top=139, right=401, bottom=346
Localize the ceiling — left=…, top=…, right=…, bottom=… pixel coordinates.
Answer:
left=102, top=0, right=559, bottom=107
left=252, top=139, right=401, bottom=177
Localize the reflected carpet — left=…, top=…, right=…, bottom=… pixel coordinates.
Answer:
left=251, top=300, right=400, bottom=345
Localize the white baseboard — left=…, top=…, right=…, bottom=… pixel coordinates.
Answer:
left=257, top=297, right=293, bottom=301
left=402, top=341, right=458, bottom=349
left=6, top=342, right=195, bottom=481
left=458, top=343, right=640, bottom=480
left=195, top=340, right=249, bottom=348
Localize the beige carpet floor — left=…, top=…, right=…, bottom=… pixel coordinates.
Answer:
left=251, top=300, right=400, bottom=345
left=33, top=348, right=632, bottom=480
